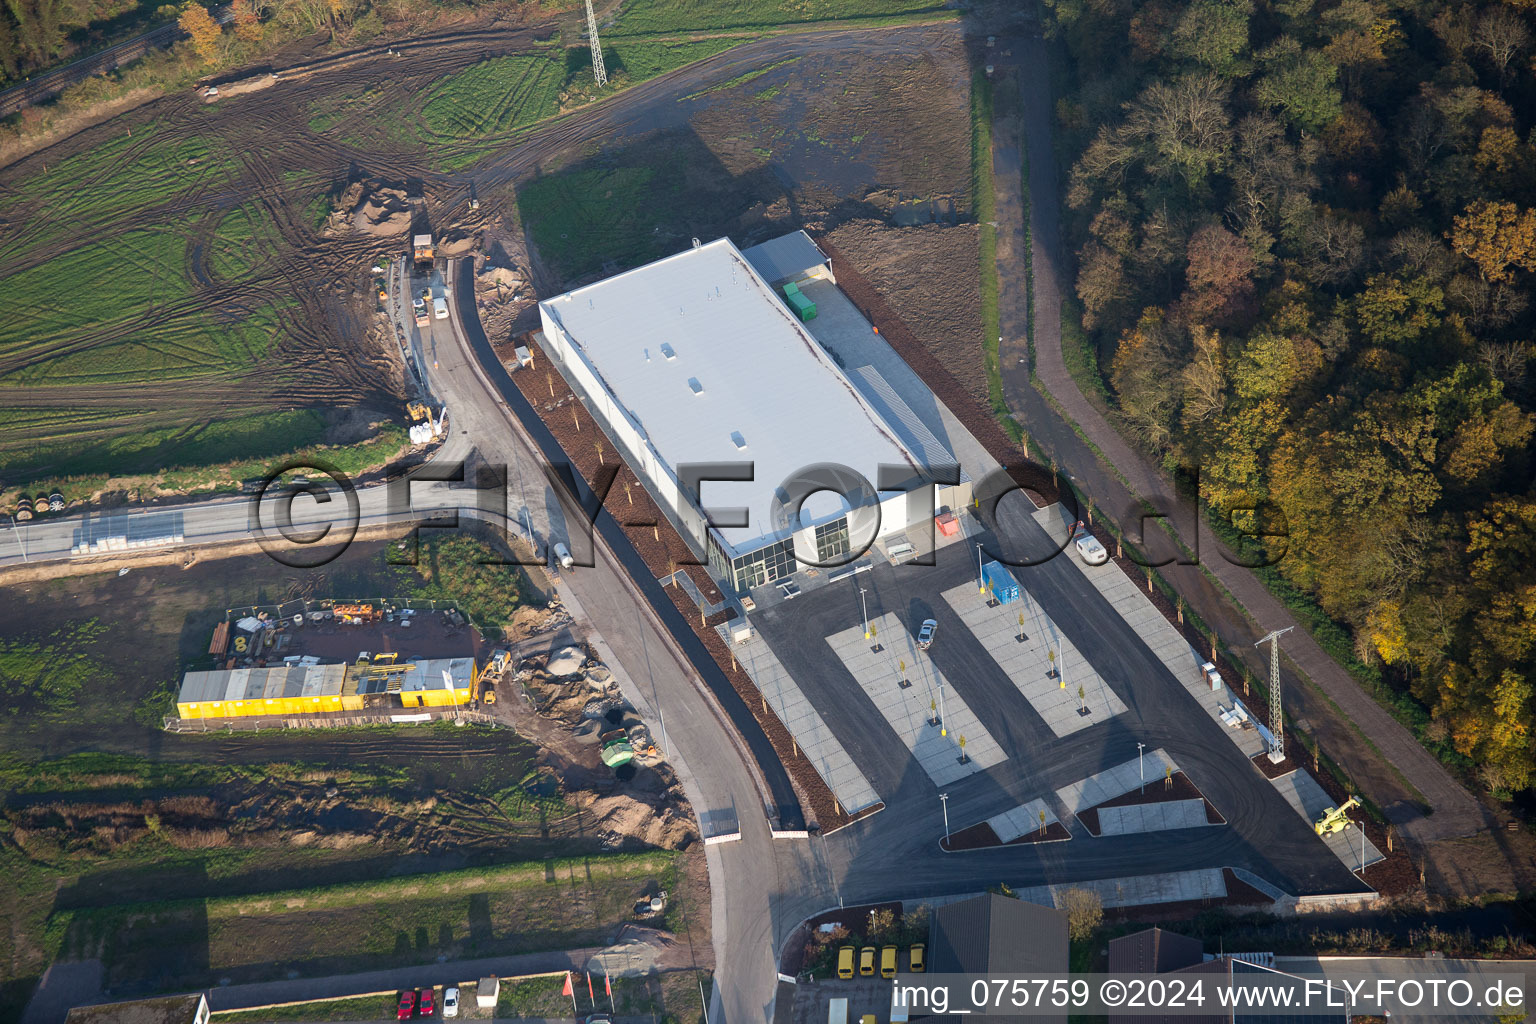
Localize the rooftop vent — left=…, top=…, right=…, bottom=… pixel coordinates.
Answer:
left=730, top=431, right=747, bottom=449
left=660, top=343, right=676, bottom=360
left=687, top=377, right=704, bottom=395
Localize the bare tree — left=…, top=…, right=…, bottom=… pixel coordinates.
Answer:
left=1473, top=7, right=1530, bottom=88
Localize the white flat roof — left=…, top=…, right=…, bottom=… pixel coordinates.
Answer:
left=540, top=238, right=918, bottom=554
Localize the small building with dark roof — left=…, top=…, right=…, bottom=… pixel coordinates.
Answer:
left=928, top=893, right=1069, bottom=1023
left=1110, top=926, right=1205, bottom=974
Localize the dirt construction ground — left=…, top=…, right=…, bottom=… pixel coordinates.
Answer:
left=0, top=18, right=981, bottom=495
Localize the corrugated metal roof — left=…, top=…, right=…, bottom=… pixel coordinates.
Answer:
left=740, top=230, right=828, bottom=284
left=539, top=237, right=918, bottom=556
left=1109, top=927, right=1204, bottom=974
left=849, top=364, right=956, bottom=470
left=399, top=658, right=473, bottom=692
left=930, top=893, right=1068, bottom=975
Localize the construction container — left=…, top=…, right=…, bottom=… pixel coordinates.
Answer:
left=787, top=291, right=817, bottom=321
left=397, top=657, right=475, bottom=708
left=981, top=560, right=1020, bottom=603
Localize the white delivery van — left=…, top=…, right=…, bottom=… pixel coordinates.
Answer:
left=433, top=297, right=449, bottom=320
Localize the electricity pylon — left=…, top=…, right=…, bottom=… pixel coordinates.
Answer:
left=585, top=0, right=607, bottom=87
left=1256, top=626, right=1294, bottom=764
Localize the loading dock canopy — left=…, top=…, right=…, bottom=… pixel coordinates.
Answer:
left=740, top=230, right=829, bottom=284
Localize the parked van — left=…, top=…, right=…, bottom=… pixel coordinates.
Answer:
left=433, top=297, right=449, bottom=320
left=880, top=945, right=898, bottom=978
left=836, top=946, right=854, bottom=979
left=859, top=946, right=876, bottom=976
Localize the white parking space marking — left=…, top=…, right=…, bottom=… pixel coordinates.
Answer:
left=1097, top=799, right=1212, bottom=835
left=825, top=613, right=1005, bottom=787
left=1055, top=749, right=1179, bottom=814
left=1032, top=505, right=1268, bottom=758
left=729, top=625, right=882, bottom=813
left=941, top=580, right=1126, bottom=736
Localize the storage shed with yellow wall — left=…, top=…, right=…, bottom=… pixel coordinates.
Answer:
left=397, top=658, right=476, bottom=708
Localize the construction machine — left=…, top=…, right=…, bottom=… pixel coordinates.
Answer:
left=1314, top=796, right=1361, bottom=836
left=474, top=649, right=512, bottom=705
left=406, top=401, right=431, bottom=422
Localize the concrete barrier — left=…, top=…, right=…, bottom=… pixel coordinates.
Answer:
left=702, top=831, right=742, bottom=846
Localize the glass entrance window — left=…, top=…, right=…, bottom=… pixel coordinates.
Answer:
left=814, top=517, right=851, bottom=563
left=731, top=537, right=797, bottom=593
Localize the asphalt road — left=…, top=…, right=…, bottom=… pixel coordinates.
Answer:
left=754, top=504, right=1370, bottom=902
left=3, top=253, right=1375, bottom=1024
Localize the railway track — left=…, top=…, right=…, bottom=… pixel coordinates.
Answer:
left=0, top=5, right=233, bottom=118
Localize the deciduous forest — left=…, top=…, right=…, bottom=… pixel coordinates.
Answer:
left=1044, top=0, right=1536, bottom=793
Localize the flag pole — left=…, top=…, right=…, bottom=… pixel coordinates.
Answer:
left=607, top=970, right=616, bottom=1014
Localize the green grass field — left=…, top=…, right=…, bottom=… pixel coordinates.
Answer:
left=0, top=228, right=280, bottom=387
left=608, top=0, right=941, bottom=34
left=0, top=129, right=237, bottom=263
left=57, top=852, right=677, bottom=989
left=314, top=39, right=747, bottom=171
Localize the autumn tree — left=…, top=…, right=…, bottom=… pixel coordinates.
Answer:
left=178, top=2, right=222, bottom=63
left=1179, top=223, right=1256, bottom=326
left=1059, top=889, right=1103, bottom=942
left=231, top=0, right=263, bottom=42
left=1168, top=0, right=1253, bottom=77
left=1110, top=310, right=1184, bottom=451
left=1451, top=200, right=1536, bottom=283
left=1254, top=36, right=1343, bottom=132
left=1122, top=74, right=1233, bottom=188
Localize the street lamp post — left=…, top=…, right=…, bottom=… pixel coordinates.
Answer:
left=939, top=792, right=951, bottom=843
left=859, top=586, right=871, bottom=640
left=1138, top=741, right=1146, bottom=794
left=976, top=542, right=984, bottom=593
left=938, top=680, right=949, bottom=737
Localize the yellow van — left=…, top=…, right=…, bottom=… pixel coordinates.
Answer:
left=880, top=945, right=898, bottom=978
left=861, top=1016, right=878, bottom=1024
left=859, top=946, right=876, bottom=976
left=836, top=946, right=854, bottom=979
left=909, top=943, right=926, bottom=973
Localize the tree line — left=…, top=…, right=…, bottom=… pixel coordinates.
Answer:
left=1043, top=0, right=1536, bottom=792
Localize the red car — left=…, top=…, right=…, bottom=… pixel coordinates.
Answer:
left=417, top=988, right=435, bottom=1017
left=397, top=991, right=416, bottom=1020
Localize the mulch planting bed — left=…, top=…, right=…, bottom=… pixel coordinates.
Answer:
left=1075, top=771, right=1225, bottom=836
left=505, top=347, right=859, bottom=831
left=939, top=819, right=1071, bottom=851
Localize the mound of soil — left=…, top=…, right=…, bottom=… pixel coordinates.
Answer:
left=352, top=186, right=411, bottom=236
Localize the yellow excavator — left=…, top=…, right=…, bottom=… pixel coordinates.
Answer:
left=406, top=401, right=431, bottom=422
left=1314, top=796, right=1361, bottom=836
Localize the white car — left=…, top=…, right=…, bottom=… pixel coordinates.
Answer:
left=442, top=987, right=458, bottom=1018
left=1074, top=530, right=1109, bottom=566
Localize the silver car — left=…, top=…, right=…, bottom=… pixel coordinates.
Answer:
left=916, top=618, right=938, bottom=650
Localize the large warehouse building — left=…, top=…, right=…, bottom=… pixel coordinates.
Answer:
left=538, top=233, right=969, bottom=595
